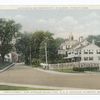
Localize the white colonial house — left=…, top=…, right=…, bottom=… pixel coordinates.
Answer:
left=58, top=33, right=100, bottom=64
left=0, top=37, right=18, bottom=63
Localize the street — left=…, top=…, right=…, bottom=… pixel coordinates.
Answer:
left=0, top=63, right=100, bottom=89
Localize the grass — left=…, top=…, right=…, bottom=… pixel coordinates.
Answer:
left=53, top=68, right=84, bottom=73
left=0, top=85, right=53, bottom=90
left=0, top=62, right=12, bottom=70
left=53, top=67, right=100, bottom=73
left=54, top=68, right=77, bottom=73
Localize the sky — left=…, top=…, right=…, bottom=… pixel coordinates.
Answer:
left=0, top=6, right=100, bottom=40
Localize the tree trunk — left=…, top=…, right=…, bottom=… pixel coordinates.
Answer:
left=25, top=55, right=30, bottom=65
left=1, top=54, right=5, bottom=64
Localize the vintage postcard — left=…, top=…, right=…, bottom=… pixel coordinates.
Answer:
left=0, top=5, right=100, bottom=95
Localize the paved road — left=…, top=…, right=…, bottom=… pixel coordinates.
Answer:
left=0, top=63, right=100, bottom=89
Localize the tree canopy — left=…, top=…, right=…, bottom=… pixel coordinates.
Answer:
left=0, top=18, right=21, bottom=63
left=87, top=35, right=100, bottom=47
left=15, top=31, right=64, bottom=65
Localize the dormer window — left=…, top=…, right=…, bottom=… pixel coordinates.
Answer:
left=84, top=50, right=88, bottom=54
left=89, top=50, right=93, bottom=54
left=97, top=50, right=100, bottom=54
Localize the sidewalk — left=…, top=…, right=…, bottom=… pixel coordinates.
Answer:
left=0, top=82, right=83, bottom=90
left=0, top=63, right=15, bottom=73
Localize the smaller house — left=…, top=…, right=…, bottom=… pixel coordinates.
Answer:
left=0, top=52, right=18, bottom=63
left=0, top=37, right=18, bottom=63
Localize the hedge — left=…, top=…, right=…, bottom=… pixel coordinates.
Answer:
left=73, top=67, right=99, bottom=72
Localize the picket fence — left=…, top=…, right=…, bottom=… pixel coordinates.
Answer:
left=47, top=62, right=100, bottom=70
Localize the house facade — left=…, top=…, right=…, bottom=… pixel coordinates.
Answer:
left=58, top=34, right=100, bottom=64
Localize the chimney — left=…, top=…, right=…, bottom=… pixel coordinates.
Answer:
left=79, top=36, right=84, bottom=42
left=92, top=39, right=95, bottom=44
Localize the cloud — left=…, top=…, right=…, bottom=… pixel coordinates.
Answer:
left=35, top=15, right=98, bottom=39
left=52, top=12, right=100, bottom=39
left=60, top=16, right=78, bottom=25
left=14, top=15, right=26, bottom=21
left=37, top=19, right=46, bottom=23
left=83, top=12, right=100, bottom=21
left=1, top=9, right=99, bottom=40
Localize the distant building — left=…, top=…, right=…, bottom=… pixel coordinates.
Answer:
left=0, top=37, right=18, bottom=63
left=58, top=33, right=100, bottom=63
left=58, top=33, right=79, bottom=55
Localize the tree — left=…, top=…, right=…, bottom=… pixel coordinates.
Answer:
left=15, top=33, right=31, bottom=65
left=0, top=18, right=21, bottom=63
left=16, top=31, right=46, bottom=65
left=39, top=33, right=64, bottom=64
left=87, top=35, right=100, bottom=47
left=31, top=31, right=46, bottom=59
left=16, top=30, right=64, bottom=65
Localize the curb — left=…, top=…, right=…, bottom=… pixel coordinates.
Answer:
left=35, top=68, right=100, bottom=75
left=0, top=63, right=15, bottom=73
left=34, top=68, right=85, bottom=76
left=0, top=82, right=83, bottom=90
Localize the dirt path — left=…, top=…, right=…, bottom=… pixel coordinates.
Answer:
left=0, top=63, right=100, bottom=89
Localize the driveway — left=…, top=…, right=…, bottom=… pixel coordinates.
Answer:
left=0, top=63, right=100, bottom=89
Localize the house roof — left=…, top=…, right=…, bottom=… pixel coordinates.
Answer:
left=79, top=43, right=100, bottom=50
left=67, top=39, right=90, bottom=51
left=60, top=39, right=79, bottom=47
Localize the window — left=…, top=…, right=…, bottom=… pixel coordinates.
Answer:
left=89, top=57, right=93, bottom=60
left=89, top=50, right=93, bottom=54
left=68, top=52, right=71, bottom=55
left=75, top=51, right=78, bottom=55
left=78, top=50, right=81, bottom=54
left=84, top=51, right=88, bottom=54
left=84, top=57, right=88, bottom=61
left=84, top=50, right=88, bottom=54
left=98, top=57, right=100, bottom=60
left=97, top=50, right=100, bottom=54
left=89, top=52, right=93, bottom=54
left=7, top=55, right=10, bottom=57
left=66, top=52, right=68, bottom=56
left=75, top=53, right=78, bottom=55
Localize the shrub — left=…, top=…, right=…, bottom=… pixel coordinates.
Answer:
left=32, top=58, right=40, bottom=67
left=73, top=67, right=99, bottom=72
left=73, top=67, right=84, bottom=72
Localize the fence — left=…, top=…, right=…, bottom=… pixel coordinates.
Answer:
left=48, top=62, right=100, bottom=70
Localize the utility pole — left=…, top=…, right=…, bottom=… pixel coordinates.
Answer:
left=30, top=45, right=32, bottom=66
left=45, top=42, right=48, bottom=65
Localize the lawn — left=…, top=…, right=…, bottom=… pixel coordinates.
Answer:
left=53, top=68, right=79, bottom=73
left=0, top=85, right=52, bottom=90
left=0, top=62, right=12, bottom=70
left=53, top=67, right=100, bottom=73
left=53, top=68, right=87, bottom=73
